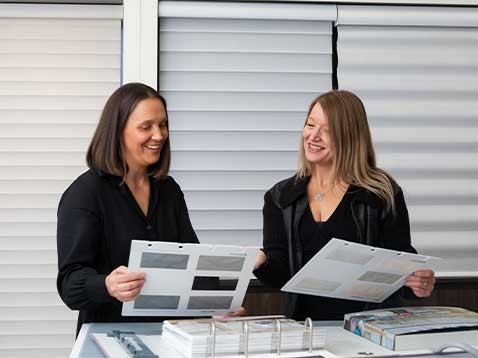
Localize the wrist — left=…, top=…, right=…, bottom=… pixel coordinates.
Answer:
left=105, top=274, right=113, bottom=297
left=254, top=249, right=269, bottom=270
left=84, top=274, right=112, bottom=303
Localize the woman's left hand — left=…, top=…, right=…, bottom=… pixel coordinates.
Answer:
left=230, top=307, right=247, bottom=317
left=405, top=269, right=435, bottom=297
left=213, top=307, right=247, bottom=319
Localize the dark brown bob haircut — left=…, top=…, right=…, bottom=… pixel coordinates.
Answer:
left=86, top=82, right=171, bottom=180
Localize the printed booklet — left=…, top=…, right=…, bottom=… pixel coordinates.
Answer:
left=344, top=306, right=478, bottom=350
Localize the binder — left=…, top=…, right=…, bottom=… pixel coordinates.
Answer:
left=161, top=315, right=326, bottom=358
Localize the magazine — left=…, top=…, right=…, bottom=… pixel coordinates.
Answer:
left=344, top=306, right=478, bottom=350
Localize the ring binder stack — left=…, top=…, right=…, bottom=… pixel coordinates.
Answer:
left=207, top=316, right=284, bottom=358
left=162, top=315, right=327, bottom=358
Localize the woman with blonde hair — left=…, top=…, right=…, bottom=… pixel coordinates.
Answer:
left=254, top=90, right=435, bottom=320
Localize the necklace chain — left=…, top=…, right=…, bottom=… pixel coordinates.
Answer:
left=312, top=184, right=332, bottom=201
left=313, top=192, right=326, bottom=201
left=310, top=180, right=348, bottom=202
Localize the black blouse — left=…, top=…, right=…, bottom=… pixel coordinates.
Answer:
left=56, top=169, right=198, bottom=334
left=295, top=186, right=372, bottom=320
left=254, top=177, right=416, bottom=321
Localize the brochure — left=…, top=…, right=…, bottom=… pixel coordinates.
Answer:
left=344, top=306, right=478, bottom=350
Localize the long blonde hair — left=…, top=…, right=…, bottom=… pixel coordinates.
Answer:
left=297, top=90, right=396, bottom=211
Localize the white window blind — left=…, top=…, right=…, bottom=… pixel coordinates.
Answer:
left=336, top=6, right=478, bottom=268
left=0, top=4, right=121, bottom=357
left=158, top=1, right=336, bottom=246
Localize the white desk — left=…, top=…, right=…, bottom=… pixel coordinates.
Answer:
left=70, top=322, right=477, bottom=358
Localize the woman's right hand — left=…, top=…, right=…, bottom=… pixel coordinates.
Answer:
left=254, top=250, right=267, bottom=270
left=105, top=265, right=146, bottom=302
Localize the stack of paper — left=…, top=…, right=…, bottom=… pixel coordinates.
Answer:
left=162, top=317, right=325, bottom=358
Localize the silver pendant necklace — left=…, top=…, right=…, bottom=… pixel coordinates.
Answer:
left=313, top=192, right=326, bottom=201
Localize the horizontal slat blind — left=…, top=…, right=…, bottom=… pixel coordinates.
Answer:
left=158, top=1, right=336, bottom=246
left=337, top=6, right=478, bottom=264
left=0, top=5, right=121, bottom=357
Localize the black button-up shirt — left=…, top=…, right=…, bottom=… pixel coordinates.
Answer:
left=56, top=169, right=198, bottom=334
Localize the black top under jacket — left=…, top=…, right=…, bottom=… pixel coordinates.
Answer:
left=254, top=175, right=417, bottom=320
left=56, top=169, right=199, bottom=335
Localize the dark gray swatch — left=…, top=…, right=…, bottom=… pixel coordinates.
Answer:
left=134, top=295, right=180, bottom=309
left=140, top=252, right=189, bottom=269
left=197, top=255, right=245, bottom=271
left=187, top=296, right=233, bottom=310
left=357, top=271, right=402, bottom=285
left=192, top=276, right=238, bottom=291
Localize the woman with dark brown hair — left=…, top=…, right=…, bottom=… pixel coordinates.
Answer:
left=56, top=83, right=198, bottom=334
left=254, top=90, right=435, bottom=320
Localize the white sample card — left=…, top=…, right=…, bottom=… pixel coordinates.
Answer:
left=281, top=238, right=438, bottom=303
left=122, top=241, right=260, bottom=316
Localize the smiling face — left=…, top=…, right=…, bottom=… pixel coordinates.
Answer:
left=122, top=97, right=168, bottom=173
left=302, top=102, right=333, bottom=166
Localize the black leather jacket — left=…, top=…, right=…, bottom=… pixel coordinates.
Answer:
left=254, top=175, right=417, bottom=317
